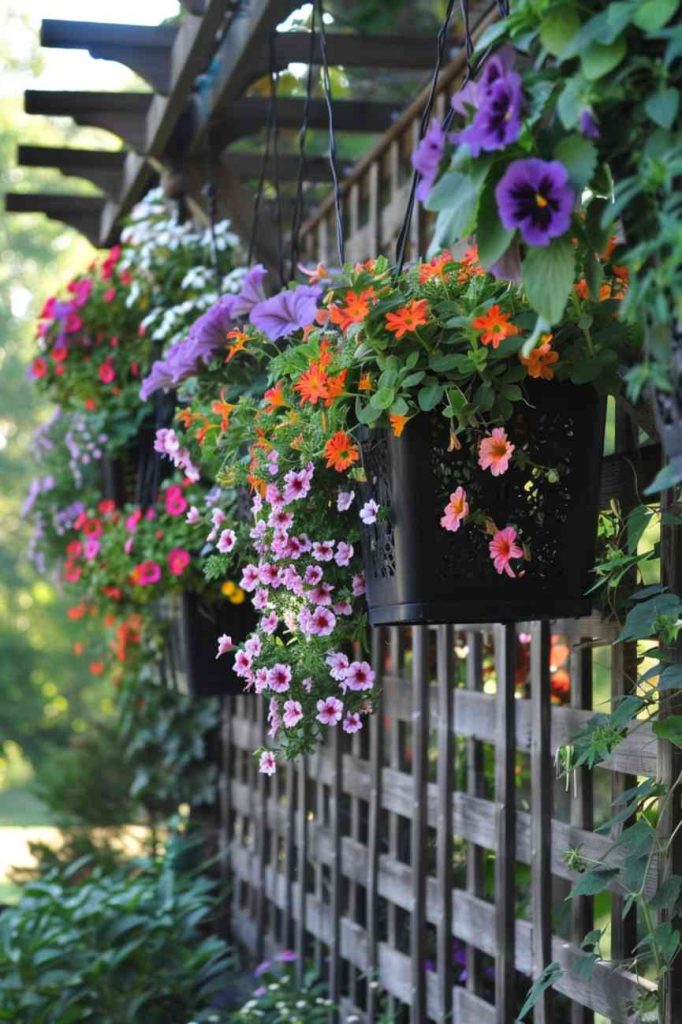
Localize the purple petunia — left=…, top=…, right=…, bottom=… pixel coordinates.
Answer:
left=231, top=263, right=267, bottom=317
left=187, top=293, right=238, bottom=355
left=411, top=122, right=446, bottom=201
left=249, top=285, right=321, bottom=341
left=495, top=158, right=575, bottom=247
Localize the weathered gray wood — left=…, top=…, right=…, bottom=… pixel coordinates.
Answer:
left=4, top=192, right=104, bottom=245
left=530, top=622, right=554, bottom=1023
left=295, top=756, right=307, bottom=985
left=465, top=629, right=486, bottom=997
left=24, top=91, right=151, bottom=149
left=17, top=145, right=124, bottom=198
left=494, top=624, right=517, bottom=1024
left=570, top=642, right=595, bottom=1024
left=436, top=625, right=454, bottom=1023
left=329, top=728, right=342, bottom=1013
left=410, top=626, right=429, bottom=1022
left=366, top=628, right=384, bottom=1023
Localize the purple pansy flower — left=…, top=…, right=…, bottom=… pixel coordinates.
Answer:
left=495, top=158, right=575, bottom=247
left=453, top=72, right=523, bottom=156
left=580, top=109, right=600, bottom=140
left=250, top=285, right=321, bottom=341
left=489, top=240, right=522, bottom=282
left=411, top=122, right=446, bottom=201
left=231, top=263, right=267, bottom=317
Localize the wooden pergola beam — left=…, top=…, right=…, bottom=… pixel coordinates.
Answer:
left=25, top=91, right=151, bottom=150
left=40, top=20, right=177, bottom=94
left=5, top=193, right=105, bottom=246
left=213, top=97, right=399, bottom=149
left=258, top=31, right=441, bottom=78
left=17, top=145, right=124, bottom=198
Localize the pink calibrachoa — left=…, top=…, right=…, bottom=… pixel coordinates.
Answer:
left=259, top=750, right=277, bottom=775
left=489, top=526, right=524, bottom=577
left=343, top=711, right=363, bottom=734
left=344, top=661, right=375, bottom=692
left=267, top=663, right=292, bottom=693
left=478, top=427, right=515, bottom=476
left=165, top=484, right=188, bottom=517
left=440, top=487, right=469, bottom=532
left=167, top=547, right=190, bottom=576
left=216, top=634, right=233, bottom=658
left=283, top=700, right=304, bottom=728
left=217, top=528, right=236, bottom=554
left=316, top=696, right=344, bottom=726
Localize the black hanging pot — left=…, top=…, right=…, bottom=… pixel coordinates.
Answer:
left=171, top=591, right=257, bottom=698
left=100, top=441, right=141, bottom=505
left=358, top=380, right=606, bottom=625
left=135, top=392, right=176, bottom=508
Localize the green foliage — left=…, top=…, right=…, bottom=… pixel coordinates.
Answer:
left=194, top=959, right=333, bottom=1024
left=0, top=856, right=233, bottom=1024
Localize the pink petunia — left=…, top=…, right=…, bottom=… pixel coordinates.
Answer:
left=360, top=499, right=379, bottom=525
left=316, top=696, right=344, bottom=726
left=268, top=508, right=293, bottom=532
left=489, top=526, right=524, bottom=577
left=352, top=573, right=366, bottom=597
left=241, top=564, right=260, bottom=591
left=254, top=668, right=269, bottom=693
left=165, top=484, right=188, bottom=517
left=283, top=468, right=312, bottom=504
left=312, top=541, right=335, bottom=562
left=309, top=582, right=335, bottom=606
left=84, top=537, right=100, bottom=561
left=283, top=700, right=304, bottom=729
left=216, top=634, right=233, bottom=658
left=309, top=606, right=336, bottom=637
left=478, top=428, right=515, bottom=476
left=334, top=541, right=354, bottom=567
left=337, top=490, right=355, bottom=512
left=343, top=712, right=363, bottom=735
left=234, top=650, right=253, bottom=677
left=345, top=661, right=375, bottom=692
left=440, top=486, right=469, bottom=532
left=326, top=651, right=349, bottom=681
left=245, top=634, right=262, bottom=658
left=261, top=611, right=279, bottom=634
left=252, top=588, right=270, bottom=612
left=186, top=506, right=201, bottom=525
left=217, top=528, right=236, bottom=554
left=267, top=663, right=292, bottom=693
left=304, top=565, right=323, bottom=586
left=259, top=751, right=277, bottom=775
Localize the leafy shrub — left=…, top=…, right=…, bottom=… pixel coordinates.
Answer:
left=0, top=858, right=232, bottom=1024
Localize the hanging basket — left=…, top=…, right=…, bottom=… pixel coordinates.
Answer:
left=170, top=591, right=257, bottom=698
left=358, top=380, right=606, bottom=625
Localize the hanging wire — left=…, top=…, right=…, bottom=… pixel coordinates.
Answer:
left=394, top=0, right=458, bottom=276
left=202, top=159, right=223, bottom=294
left=289, top=9, right=317, bottom=281
left=315, top=0, right=345, bottom=267
left=247, top=30, right=285, bottom=283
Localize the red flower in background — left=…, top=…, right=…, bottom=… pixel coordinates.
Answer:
left=98, top=362, right=116, bottom=384
left=32, top=357, right=48, bottom=379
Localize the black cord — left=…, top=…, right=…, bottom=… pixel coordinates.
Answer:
left=248, top=31, right=285, bottom=281
left=268, top=31, right=285, bottom=285
left=315, top=0, right=345, bottom=267
left=203, top=169, right=222, bottom=294
left=289, top=11, right=317, bottom=280
left=394, top=0, right=457, bottom=276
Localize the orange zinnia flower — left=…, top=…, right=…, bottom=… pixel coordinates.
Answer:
left=263, top=380, right=286, bottom=413
left=293, top=362, right=330, bottom=405
left=472, top=305, right=520, bottom=349
left=389, top=413, right=412, bottom=437
left=385, top=299, right=430, bottom=339
left=323, top=431, right=360, bottom=472
left=520, top=336, right=559, bottom=380
left=324, top=370, right=348, bottom=407
left=418, top=250, right=452, bottom=284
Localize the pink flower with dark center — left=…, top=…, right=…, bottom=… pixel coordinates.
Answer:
left=313, top=541, right=334, bottom=562
left=309, top=606, right=336, bottom=637
left=316, top=696, right=344, bottom=726
left=360, top=499, right=379, bottom=525
left=282, top=566, right=303, bottom=595
left=250, top=520, right=267, bottom=540
left=241, top=564, right=260, bottom=591
left=298, top=533, right=312, bottom=554
left=333, top=601, right=353, bottom=617
left=259, top=563, right=281, bottom=587
left=268, top=698, right=282, bottom=739
left=154, top=428, right=180, bottom=457
left=98, top=362, right=115, bottom=384
left=302, top=677, right=313, bottom=693
left=308, top=582, right=334, bottom=606
left=352, top=573, right=366, bottom=597
left=123, top=536, right=134, bottom=555
left=266, top=450, right=279, bottom=476
left=268, top=508, right=293, bottom=532
left=84, top=537, right=100, bottom=561
left=335, top=542, right=354, bottom=567
left=245, top=634, right=262, bottom=658
left=126, top=509, right=142, bottom=533
left=283, top=700, right=304, bottom=729
left=489, top=526, right=524, bottom=577
left=165, top=484, right=188, bottom=517
left=253, top=588, right=270, bottom=612
left=252, top=493, right=263, bottom=514
left=261, top=611, right=279, bottom=634
left=186, top=506, right=201, bottom=525
left=254, top=668, right=269, bottom=693
left=283, top=535, right=303, bottom=559
left=265, top=483, right=283, bottom=510
left=440, top=486, right=469, bottom=532
left=217, top=528, right=236, bottom=554
left=216, top=634, right=233, bottom=658
left=478, top=428, right=515, bottom=476
left=211, top=508, right=226, bottom=530
left=345, top=661, right=375, bottom=692
left=234, top=650, right=253, bottom=677
left=168, top=547, right=190, bottom=576
left=343, top=712, right=363, bottom=735
left=298, top=607, right=313, bottom=635
left=283, top=468, right=312, bottom=504
left=267, top=663, right=292, bottom=693
left=304, top=565, right=323, bottom=586
left=326, top=651, right=349, bottom=681
left=259, top=751, right=277, bottom=775
left=131, top=560, right=162, bottom=586
left=337, top=490, right=355, bottom=512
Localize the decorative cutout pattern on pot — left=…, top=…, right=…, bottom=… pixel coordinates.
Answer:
left=359, top=380, right=605, bottom=625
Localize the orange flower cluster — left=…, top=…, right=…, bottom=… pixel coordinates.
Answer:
left=293, top=344, right=347, bottom=407
left=329, top=288, right=376, bottom=331
left=385, top=299, right=430, bottom=339
left=457, top=245, right=485, bottom=283
left=520, top=335, right=559, bottom=380
left=418, top=250, right=453, bottom=284
left=472, top=305, right=519, bottom=349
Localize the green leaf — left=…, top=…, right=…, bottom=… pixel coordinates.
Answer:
left=618, top=592, right=682, bottom=641
left=571, top=866, right=620, bottom=897
left=370, top=386, right=395, bottom=411
left=554, top=135, right=598, bottom=191
left=424, top=170, right=473, bottom=213
left=417, top=382, right=444, bottom=412
left=522, top=238, right=575, bottom=325
left=581, top=35, right=627, bottom=80
left=649, top=876, right=682, bottom=913
left=644, top=88, right=679, bottom=129
left=401, top=370, right=426, bottom=388
left=429, top=352, right=464, bottom=373
left=540, top=4, right=581, bottom=56
left=476, top=171, right=514, bottom=268
left=557, top=76, right=585, bottom=130
left=516, top=963, right=563, bottom=1022
left=632, top=0, right=679, bottom=32
left=659, top=665, right=682, bottom=690
left=644, top=461, right=682, bottom=495
left=653, top=716, right=682, bottom=748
